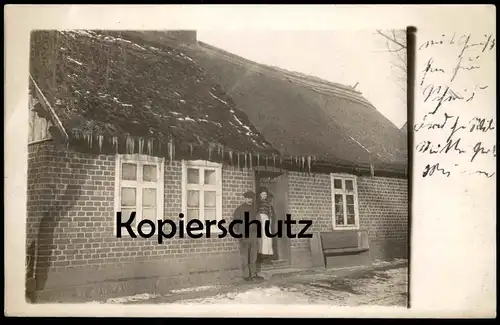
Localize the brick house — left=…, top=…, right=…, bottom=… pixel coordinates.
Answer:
left=26, top=30, right=408, bottom=302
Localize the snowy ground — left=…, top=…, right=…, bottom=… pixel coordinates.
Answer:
left=177, top=266, right=408, bottom=306
left=88, top=260, right=408, bottom=307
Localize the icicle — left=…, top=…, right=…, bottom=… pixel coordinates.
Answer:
left=217, top=146, right=221, bottom=159
left=208, top=145, right=212, bottom=161
left=301, top=156, right=305, bottom=172
left=307, top=156, right=312, bottom=174
left=98, top=135, right=104, bottom=152
left=189, top=144, right=193, bottom=157
left=237, top=152, right=240, bottom=169
left=244, top=153, right=247, bottom=169
left=256, top=153, right=260, bottom=169
left=272, top=155, right=276, bottom=168
left=221, top=146, right=225, bottom=164
left=112, top=136, right=118, bottom=152
left=229, top=150, right=233, bottom=166
left=172, top=141, right=176, bottom=162
left=370, top=164, right=375, bottom=177
left=89, top=132, right=93, bottom=148
left=168, top=139, right=173, bottom=166
left=147, top=138, right=154, bottom=156
left=138, top=138, right=144, bottom=155
left=249, top=153, right=253, bottom=169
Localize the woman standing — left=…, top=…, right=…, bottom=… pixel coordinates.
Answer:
left=256, top=187, right=276, bottom=263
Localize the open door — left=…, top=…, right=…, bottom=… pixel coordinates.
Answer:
left=255, top=170, right=291, bottom=265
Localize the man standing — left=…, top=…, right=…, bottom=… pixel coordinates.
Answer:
left=233, top=191, right=264, bottom=282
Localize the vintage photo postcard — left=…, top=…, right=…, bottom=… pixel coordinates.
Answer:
left=4, top=5, right=496, bottom=318
left=24, top=28, right=409, bottom=306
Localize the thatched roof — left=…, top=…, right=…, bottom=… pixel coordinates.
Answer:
left=181, top=41, right=408, bottom=173
left=29, top=30, right=277, bottom=160
left=29, top=30, right=407, bottom=176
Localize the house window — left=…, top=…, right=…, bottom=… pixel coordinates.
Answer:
left=115, top=154, right=165, bottom=227
left=181, top=160, right=223, bottom=232
left=330, top=174, right=360, bottom=229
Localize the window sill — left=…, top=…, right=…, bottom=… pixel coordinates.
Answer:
left=333, top=226, right=360, bottom=231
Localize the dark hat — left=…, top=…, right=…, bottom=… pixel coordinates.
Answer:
left=243, top=191, right=255, bottom=198
left=258, top=186, right=270, bottom=194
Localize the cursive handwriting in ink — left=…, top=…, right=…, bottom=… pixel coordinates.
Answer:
left=469, top=117, right=495, bottom=133
left=470, top=142, right=495, bottom=162
left=446, top=116, right=467, bottom=142
left=450, top=56, right=481, bottom=82
left=414, top=113, right=454, bottom=132
left=473, top=170, right=496, bottom=178
left=423, top=85, right=463, bottom=114
left=416, top=138, right=466, bottom=155
left=420, top=58, right=445, bottom=86
left=422, top=162, right=451, bottom=178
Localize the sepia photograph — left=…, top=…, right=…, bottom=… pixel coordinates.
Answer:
left=25, top=28, right=409, bottom=306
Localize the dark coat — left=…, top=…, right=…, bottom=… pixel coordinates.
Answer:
left=232, top=202, right=258, bottom=237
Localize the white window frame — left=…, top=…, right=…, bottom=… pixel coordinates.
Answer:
left=114, top=154, right=165, bottom=230
left=330, top=173, right=360, bottom=230
left=181, top=159, right=223, bottom=234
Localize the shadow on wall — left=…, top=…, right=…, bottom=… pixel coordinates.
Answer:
left=26, top=143, right=92, bottom=303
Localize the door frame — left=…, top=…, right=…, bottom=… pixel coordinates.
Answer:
left=254, top=168, right=291, bottom=264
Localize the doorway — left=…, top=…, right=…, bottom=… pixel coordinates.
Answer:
left=254, top=170, right=291, bottom=266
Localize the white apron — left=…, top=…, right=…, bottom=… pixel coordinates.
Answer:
left=259, top=213, right=274, bottom=255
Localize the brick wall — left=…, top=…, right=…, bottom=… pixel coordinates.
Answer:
left=26, top=141, right=407, bottom=298
left=357, top=177, right=408, bottom=240
left=287, top=172, right=408, bottom=253
left=26, top=141, right=253, bottom=295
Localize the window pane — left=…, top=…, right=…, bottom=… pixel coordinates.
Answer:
left=204, top=169, right=216, bottom=185
left=122, top=163, right=137, bottom=180
left=205, top=208, right=216, bottom=221
left=143, top=188, right=156, bottom=207
left=187, top=190, right=199, bottom=208
left=334, top=194, right=344, bottom=225
left=121, top=187, right=136, bottom=206
left=204, top=191, right=216, bottom=207
left=187, top=168, right=199, bottom=184
left=143, top=208, right=157, bottom=221
left=345, top=180, right=354, bottom=191
left=334, top=179, right=343, bottom=189
left=347, top=205, right=355, bottom=216
left=346, top=214, right=356, bottom=225
left=120, top=208, right=136, bottom=220
left=143, top=165, right=157, bottom=182
left=346, top=195, right=354, bottom=205
left=186, top=209, right=199, bottom=221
